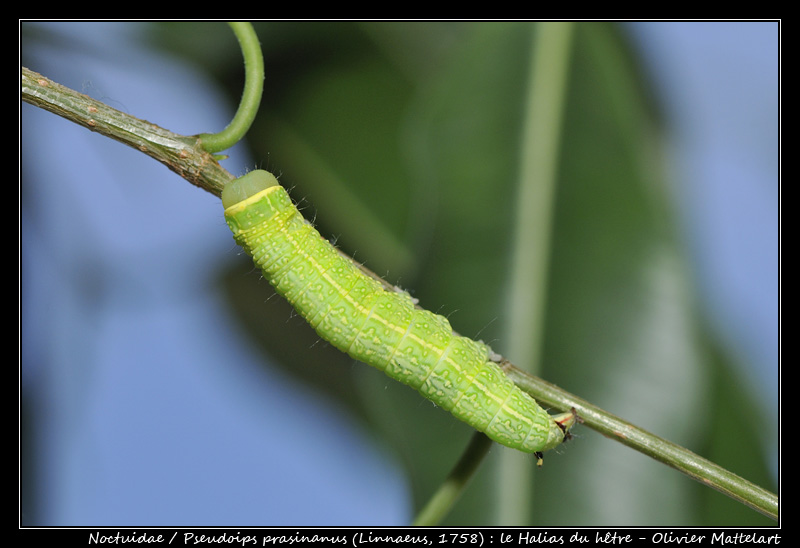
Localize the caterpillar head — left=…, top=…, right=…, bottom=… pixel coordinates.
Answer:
left=222, top=169, right=280, bottom=209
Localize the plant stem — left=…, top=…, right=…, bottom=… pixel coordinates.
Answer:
left=20, top=64, right=778, bottom=523
left=412, top=433, right=494, bottom=526
left=498, top=21, right=574, bottom=526
left=21, top=66, right=233, bottom=196
left=502, top=362, right=779, bottom=521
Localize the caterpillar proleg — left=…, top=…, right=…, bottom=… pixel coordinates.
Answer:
left=223, top=170, right=575, bottom=458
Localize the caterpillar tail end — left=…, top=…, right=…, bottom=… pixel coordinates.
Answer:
left=554, top=407, right=578, bottom=438
left=537, top=408, right=579, bottom=467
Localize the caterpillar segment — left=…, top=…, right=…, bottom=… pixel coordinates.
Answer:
left=222, top=170, right=575, bottom=458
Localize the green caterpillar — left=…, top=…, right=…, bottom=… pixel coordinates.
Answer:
left=222, top=170, right=575, bottom=460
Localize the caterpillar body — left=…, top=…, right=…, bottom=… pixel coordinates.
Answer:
left=222, top=170, right=575, bottom=458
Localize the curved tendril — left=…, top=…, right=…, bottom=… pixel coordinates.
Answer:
left=200, top=22, right=264, bottom=154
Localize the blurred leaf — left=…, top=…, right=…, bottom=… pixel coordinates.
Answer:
left=153, top=21, right=775, bottom=525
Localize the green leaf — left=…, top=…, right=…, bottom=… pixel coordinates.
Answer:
left=171, top=21, right=775, bottom=525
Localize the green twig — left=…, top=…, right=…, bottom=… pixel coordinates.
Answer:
left=20, top=63, right=778, bottom=524
left=412, top=432, right=494, bottom=526
left=199, top=22, right=264, bottom=154
left=502, top=362, right=780, bottom=521
left=21, top=66, right=233, bottom=196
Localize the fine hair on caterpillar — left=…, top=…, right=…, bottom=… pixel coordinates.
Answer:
left=223, top=169, right=575, bottom=459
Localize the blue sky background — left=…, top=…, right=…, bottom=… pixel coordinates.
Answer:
left=629, top=22, right=779, bottom=418
left=20, top=21, right=779, bottom=525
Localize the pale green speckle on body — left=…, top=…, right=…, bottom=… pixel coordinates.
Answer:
left=223, top=170, right=574, bottom=457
